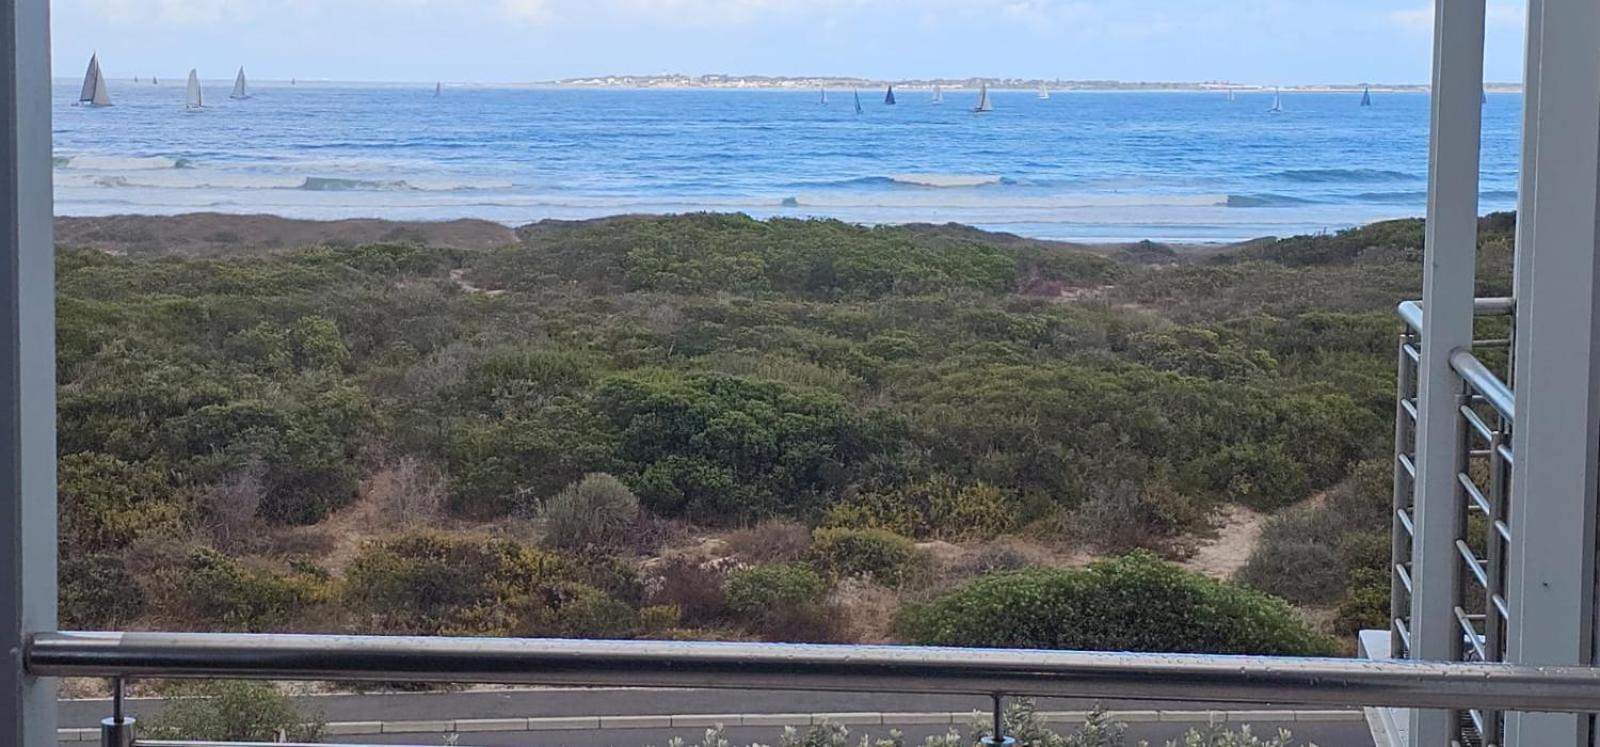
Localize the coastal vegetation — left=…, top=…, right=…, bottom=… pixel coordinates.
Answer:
left=55, top=212, right=1515, bottom=655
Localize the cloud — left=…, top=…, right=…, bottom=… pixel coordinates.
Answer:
left=1387, top=2, right=1526, bottom=33
left=78, top=0, right=260, bottom=25
left=501, top=0, right=556, bottom=24
left=490, top=0, right=1110, bottom=29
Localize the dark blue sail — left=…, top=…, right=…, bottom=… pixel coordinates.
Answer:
left=1360, top=86, right=1372, bottom=107
left=854, top=90, right=863, bottom=115
left=885, top=86, right=896, bottom=105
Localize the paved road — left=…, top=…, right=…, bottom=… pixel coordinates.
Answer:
left=60, top=688, right=1375, bottom=746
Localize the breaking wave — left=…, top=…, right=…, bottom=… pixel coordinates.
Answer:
left=785, top=174, right=1011, bottom=189
left=55, top=155, right=194, bottom=170
left=1270, top=168, right=1418, bottom=183
left=1226, top=193, right=1320, bottom=208
left=295, top=177, right=417, bottom=192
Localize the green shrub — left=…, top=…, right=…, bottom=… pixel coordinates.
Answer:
left=59, top=554, right=145, bottom=629
left=158, top=549, right=332, bottom=632
left=1233, top=518, right=1346, bottom=605
left=810, top=528, right=917, bottom=585
left=639, top=604, right=683, bottom=634
left=1334, top=568, right=1392, bottom=636
left=1237, top=460, right=1394, bottom=606
left=541, top=473, right=640, bottom=549
left=1073, top=478, right=1207, bottom=554
left=596, top=372, right=891, bottom=524
left=346, top=533, right=635, bottom=639
left=58, top=452, right=181, bottom=555
left=525, top=583, right=639, bottom=639
left=144, top=681, right=323, bottom=742
left=344, top=533, right=569, bottom=635
left=1184, top=444, right=1310, bottom=510
left=445, top=415, right=614, bottom=518
left=900, top=552, right=1336, bottom=656
left=725, top=564, right=827, bottom=615
left=823, top=476, right=1017, bottom=541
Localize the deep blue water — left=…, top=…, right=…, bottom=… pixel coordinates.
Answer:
left=52, top=82, right=1524, bottom=242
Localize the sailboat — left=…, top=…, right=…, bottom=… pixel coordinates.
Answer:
left=230, top=67, right=251, bottom=100
left=820, top=87, right=827, bottom=105
left=1268, top=87, right=1284, bottom=114
left=1360, top=86, right=1372, bottom=107
left=884, top=85, right=896, bottom=105
left=931, top=85, right=943, bottom=105
left=1038, top=85, right=1050, bottom=100
left=134, top=76, right=140, bottom=84
left=78, top=54, right=112, bottom=107
left=152, top=76, right=159, bottom=85
left=291, top=78, right=297, bottom=86
left=435, top=82, right=443, bottom=97
left=974, top=83, right=993, bottom=113
left=1227, top=87, right=1236, bottom=102
left=185, top=69, right=204, bottom=110
left=853, top=89, right=863, bottom=115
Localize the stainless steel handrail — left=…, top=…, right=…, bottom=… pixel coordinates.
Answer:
left=1398, top=297, right=1517, bottom=333
left=26, top=631, right=1600, bottom=714
left=1451, top=350, right=1515, bottom=420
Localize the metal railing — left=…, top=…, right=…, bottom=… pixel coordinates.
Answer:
left=1394, top=298, right=1519, bottom=747
left=26, top=631, right=1600, bottom=747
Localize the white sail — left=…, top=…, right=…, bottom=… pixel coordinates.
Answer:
left=1038, top=85, right=1050, bottom=100
left=230, top=67, right=250, bottom=100
left=1269, top=87, right=1283, bottom=113
left=79, top=55, right=98, bottom=102
left=186, top=69, right=204, bottom=110
left=80, top=54, right=111, bottom=106
left=932, top=85, right=943, bottom=104
left=974, top=83, right=993, bottom=113
left=91, top=68, right=112, bottom=106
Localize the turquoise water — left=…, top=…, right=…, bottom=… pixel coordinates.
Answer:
left=52, top=82, right=1524, bottom=242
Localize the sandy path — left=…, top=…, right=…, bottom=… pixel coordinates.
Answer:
left=1182, top=505, right=1268, bottom=580
left=450, top=268, right=506, bottom=296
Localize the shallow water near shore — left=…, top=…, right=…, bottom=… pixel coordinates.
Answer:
left=53, top=83, right=1522, bottom=242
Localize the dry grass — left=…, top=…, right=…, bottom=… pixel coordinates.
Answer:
left=725, top=519, right=812, bottom=563
left=828, top=578, right=902, bottom=644
left=364, top=457, right=448, bottom=530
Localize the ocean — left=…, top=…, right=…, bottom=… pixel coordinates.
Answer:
left=52, top=81, right=1524, bottom=243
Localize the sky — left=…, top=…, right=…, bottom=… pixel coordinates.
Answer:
left=51, top=0, right=1531, bottom=85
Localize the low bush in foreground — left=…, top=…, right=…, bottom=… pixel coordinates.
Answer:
left=660, top=702, right=1316, bottom=747
left=144, top=681, right=323, bottom=742
left=899, top=552, right=1336, bottom=656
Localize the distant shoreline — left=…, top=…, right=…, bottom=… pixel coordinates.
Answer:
left=49, top=77, right=1526, bottom=94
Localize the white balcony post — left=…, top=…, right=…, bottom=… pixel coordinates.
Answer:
left=1504, top=0, right=1600, bottom=744
left=1512, top=0, right=1541, bottom=301
left=1, top=0, right=57, bottom=744
left=1409, top=0, right=1486, bottom=744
